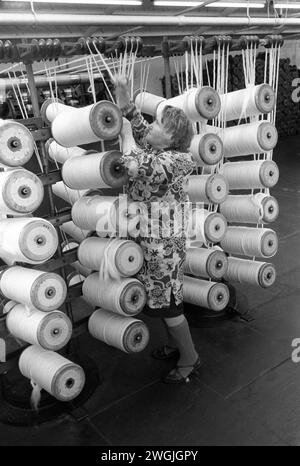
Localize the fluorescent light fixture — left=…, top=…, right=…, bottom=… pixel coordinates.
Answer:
left=6, top=0, right=142, bottom=5
left=154, top=1, right=264, bottom=7
left=207, top=1, right=265, bottom=7
left=154, top=1, right=203, bottom=5
left=275, top=2, right=300, bottom=8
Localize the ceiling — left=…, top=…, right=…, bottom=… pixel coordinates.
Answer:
left=0, top=0, right=298, bottom=41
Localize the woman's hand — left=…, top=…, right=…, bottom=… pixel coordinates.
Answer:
left=113, top=74, right=130, bottom=108
left=113, top=75, right=129, bottom=90
left=120, top=117, right=137, bottom=155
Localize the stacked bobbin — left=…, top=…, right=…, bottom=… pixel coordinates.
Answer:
left=0, top=114, right=87, bottom=405
left=42, top=97, right=150, bottom=356
left=216, top=83, right=279, bottom=289
left=78, top=237, right=150, bottom=354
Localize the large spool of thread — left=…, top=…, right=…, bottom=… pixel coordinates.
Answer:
left=78, top=237, right=144, bottom=277
left=0, top=120, right=34, bottom=167
left=51, top=101, right=123, bottom=146
left=183, top=275, right=230, bottom=312
left=0, top=217, right=58, bottom=265
left=220, top=226, right=278, bottom=258
left=209, top=121, right=278, bottom=158
left=45, top=138, right=86, bottom=164
left=159, top=87, right=221, bottom=122
left=82, top=273, right=147, bottom=316
left=53, top=181, right=89, bottom=206
left=41, top=98, right=74, bottom=125
left=0, top=266, right=67, bottom=312
left=184, top=246, right=228, bottom=280
left=61, top=221, right=91, bottom=243
left=224, top=256, right=276, bottom=288
left=220, top=84, right=275, bottom=121
left=62, top=150, right=127, bottom=190
left=19, top=345, right=85, bottom=401
left=188, top=174, right=228, bottom=204
left=189, top=209, right=227, bottom=243
left=135, top=86, right=221, bottom=122
left=6, top=303, right=72, bottom=350
left=0, top=168, right=44, bottom=215
left=220, top=193, right=279, bottom=224
left=71, top=195, right=119, bottom=233
left=61, top=240, right=92, bottom=278
left=134, top=92, right=165, bottom=116
left=222, top=160, right=279, bottom=190
left=88, top=309, right=150, bottom=353
left=189, top=132, right=223, bottom=166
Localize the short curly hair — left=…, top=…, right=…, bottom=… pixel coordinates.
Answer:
left=161, top=105, right=194, bottom=153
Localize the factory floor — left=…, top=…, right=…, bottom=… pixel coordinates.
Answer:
left=1, top=135, right=300, bottom=447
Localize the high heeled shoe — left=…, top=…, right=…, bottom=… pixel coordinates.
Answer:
left=151, top=345, right=180, bottom=361
left=163, top=356, right=201, bottom=384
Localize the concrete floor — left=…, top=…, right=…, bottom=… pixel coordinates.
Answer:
left=1, top=134, right=300, bottom=446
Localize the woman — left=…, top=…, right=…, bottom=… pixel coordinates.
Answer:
left=115, top=77, right=200, bottom=384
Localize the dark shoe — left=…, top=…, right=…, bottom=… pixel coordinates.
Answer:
left=151, top=345, right=179, bottom=361
left=163, top=356, right=201, bottom=384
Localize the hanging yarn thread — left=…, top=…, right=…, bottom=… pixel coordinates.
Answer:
left=220, top=226, right=278, bottom=258
left=19, top=345, right=86, bottom=403
left=88, top=308, right=150, bottom=353
left=0, top=266, right=67, bottom=312
left=183, top=275, right=230, bottom=312
left=220, top=193, right=279, bottom=224
left=184, top=246, right=228, bottom=280
left=0, top=217, right=58, bottom=265
left=82, top=273, right=147, bottom=316
left=0, top=168, right=44, bottom=215
left=6, top=303, right=72, bottom=351
left=224, top=256, right=276, bottom=288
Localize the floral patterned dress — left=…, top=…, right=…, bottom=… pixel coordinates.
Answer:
left=121, top=105, right=195, bottom=317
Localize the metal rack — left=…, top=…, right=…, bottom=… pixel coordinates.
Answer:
left=0, top=31, right=284, bottom=374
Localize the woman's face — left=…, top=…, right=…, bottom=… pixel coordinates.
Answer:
left=145, top=112, right=173, bottom=150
